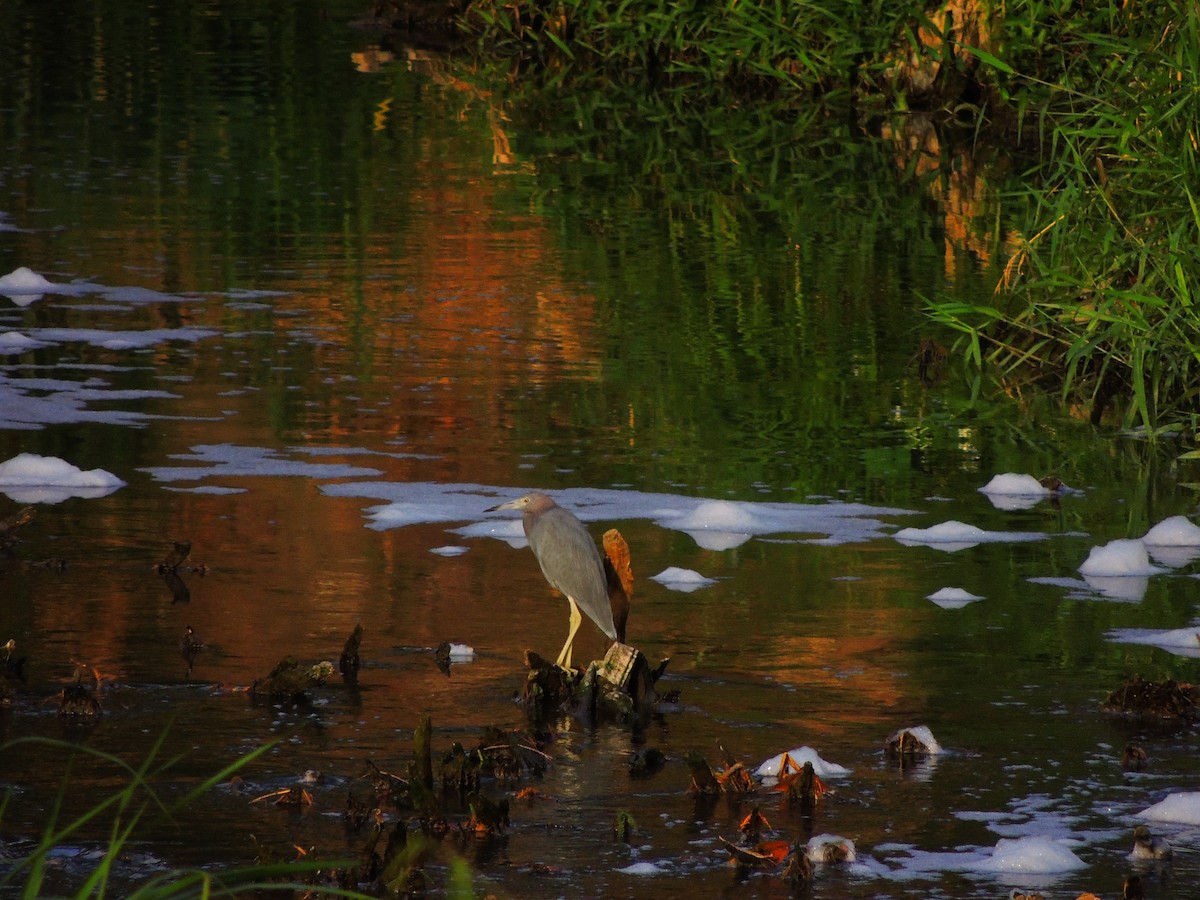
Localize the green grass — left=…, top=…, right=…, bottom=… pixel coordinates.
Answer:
left=926, top=0, right=1200, bottom=430
left=0, top=733, right=360, bottom=899
left=457, top=0, right=1200, bottom=430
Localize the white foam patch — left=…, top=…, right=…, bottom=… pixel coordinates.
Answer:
left=447, top=643, right=474, bottom=661
left=430, top=545, right=469, bottom=557
left=1077, top=539, right=1164, bottom=577
left=0, top=372, right=189, bottom=430
left=1107, top=626, right=1200, bottom=658
left=0, top=453, right=125, bottom=503
left=1142, top=515, right=1200, bottom=546
left=320, top=482, right=917, bottom=545
left=0, top=268, right=203, bottom=306
left=927, top=587, right=983, bottom=609
left=1028, top=574, right=1150, bottom=603
left=894, top=520, right=1044, bottom=551
left=674, top=499, right=759, bottom=531
left=1138, top=792, right=1200, bottom=825
left=755, top=746, right=851, bottom=780
left=140, top=444, right=383, bottom=482
left=887, top=725, right=942, bottom=753
left=617, top=861, right=667, bottom=875
left=0, top=331, right=49, bottom=352
left=290, top=445, right=437, bottom=461
left=26, top=327, right=218, bottom=350
left=976, top=836, right=1086, bottom=875
left=0, top=266, right=57, bottom=295
left=164, top=485, right=247, bottom=495
left=650, top=567, right=716, bottom=592
left=979, top=473, right=1049, bottom=495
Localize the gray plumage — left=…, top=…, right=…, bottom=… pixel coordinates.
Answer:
left=488, top=492, right=617, bottom=669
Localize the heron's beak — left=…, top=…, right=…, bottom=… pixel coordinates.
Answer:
left=485, top=498, right=519, bottom=512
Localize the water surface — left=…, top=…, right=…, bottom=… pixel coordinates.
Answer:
left=1, top=2, right=1198, bottom=897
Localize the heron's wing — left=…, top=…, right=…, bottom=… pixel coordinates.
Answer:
left=528, top=508, right=618, bottom=640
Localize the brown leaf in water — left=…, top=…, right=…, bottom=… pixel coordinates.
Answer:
left=718, top=837, right=791, bottom=867
left=775, top=758, right=827, bottom=806
left=739, top=805, right=772, bottom=844
left=514, top=786, right=543, bottom=804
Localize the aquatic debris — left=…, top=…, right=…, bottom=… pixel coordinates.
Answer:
left=686, top=751, right=754, bottom=796
left=783, top=847, right=813, bottom=885
left=465, top=791, right=509, bottom=836
left=58, top=680, right=101, bottom=718
left=628, top=746, right=666, bottom=779
left=804, top=833, right=856, bottom=864
left=339, top=623, right=363, bottom=684
left=0, top=643, right=25, bottom=710
left=154, top=540, right=205, bottom=604
left=524, top=641, right=668, bottom=726
left=249, top=656, right=335, bottom=702
left=613, top=810, right=636, bottom=843
left=180, top=626, right=204, bottom=656
left=1102, top=675, right=1198, bottom=722
left=440, top=725, right=549, bottom=797
left=179, top=626, right=204, bottom=675
left=911, top=337, right=947, bottom=384
left=0, top=505, right=34, bottom=554
left=739, top=806, right=771, bottom=842
left=251, top=785, right=313, bottom=808
left=433, top=640, right=474, bottom=675
left=718, top=836, right=791, bottom=868
left=157, top=540, right=191, bottom=572
left=755, top=745, right=851, bottom=781
left=3, top=638, right=26, bottom=681
left=1130, top=824, right=1171, bottom=860
left=1121, top=743, right=1148, bottom=771
left=885, top=725, right=942, bottom=758
left=776, top=759, right=827, bottom=810
left=345, top=760, right=407, bottom=829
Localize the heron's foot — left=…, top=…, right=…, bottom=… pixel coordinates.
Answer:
left=554, top=643, right=573, bottom=671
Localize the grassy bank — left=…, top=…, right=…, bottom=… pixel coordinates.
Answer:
left=441, top=0, right=1200, bottom=430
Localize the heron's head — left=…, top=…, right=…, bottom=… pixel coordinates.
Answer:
left=487, top=492, right=557, bottom=514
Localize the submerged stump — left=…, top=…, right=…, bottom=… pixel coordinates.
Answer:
left=1102, top=675, right=1199, bottom=722
left=523, top=642, right=668, bottom=725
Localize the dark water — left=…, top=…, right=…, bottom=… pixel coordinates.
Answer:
left=1, top=2, right=1198, bottom=897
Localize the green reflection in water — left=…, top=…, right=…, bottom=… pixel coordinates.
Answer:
left=1, top=6, right=1199, bottom=895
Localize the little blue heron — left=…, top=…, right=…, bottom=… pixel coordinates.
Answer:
left=487, top=492, right=618, bottom=670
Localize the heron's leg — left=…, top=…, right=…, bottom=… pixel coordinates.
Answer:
left=556, top=598, right=583, bottom=670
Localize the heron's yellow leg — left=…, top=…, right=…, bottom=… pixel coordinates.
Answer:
left=556, top=598, right=583, bottom=670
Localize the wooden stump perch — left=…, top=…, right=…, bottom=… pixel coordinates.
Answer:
left=523, top=642, right=666, bottom=724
